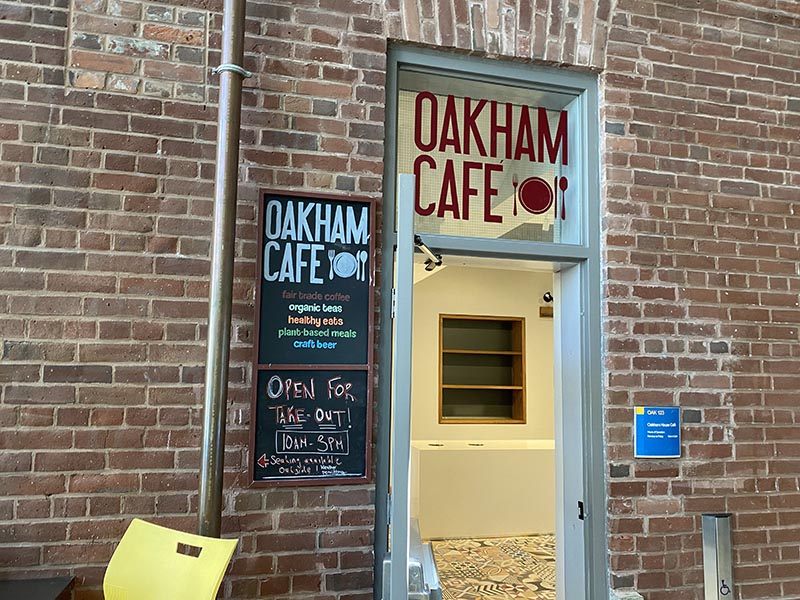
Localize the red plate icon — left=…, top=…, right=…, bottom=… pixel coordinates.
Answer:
left=518, top=177, right=554, bottom=215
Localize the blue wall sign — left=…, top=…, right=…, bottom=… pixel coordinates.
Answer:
left=634, top=407, right=681, bottom=458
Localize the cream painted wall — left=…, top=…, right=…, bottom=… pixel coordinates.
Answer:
left=411, top=265, right=555, bottom=441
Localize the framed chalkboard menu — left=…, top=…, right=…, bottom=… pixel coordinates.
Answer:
left=250, top=191, right=374, bottom=486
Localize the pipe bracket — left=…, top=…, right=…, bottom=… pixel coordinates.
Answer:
left=212, top=63, right=253, bottom=78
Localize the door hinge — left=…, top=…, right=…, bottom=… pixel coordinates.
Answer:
left=391, top=288, right=397, bottom=319
left=386, top=492, right=392, bottom=523
left=578, top=500, right=586, bottom=521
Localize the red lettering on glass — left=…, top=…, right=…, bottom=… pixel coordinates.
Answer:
left=437, top=160, right=460, bottom=219
left=462, top=161, right=482, bottom=221
left=463, top=97, right=487, bottom=156
left=539, top=108, right=568, bottom=165
left=439, top=95, right=462, bottom=153
left=513, top=105, right=535, bottom=162
left=490, top=101, right=513, bottom=159
left=414, top=91, right=437, bottom=152
left=413, top=155, right=436, bottom=216
left=409, top=91, right=570, bottom=223
left=483, top=163, right=503, bottom=223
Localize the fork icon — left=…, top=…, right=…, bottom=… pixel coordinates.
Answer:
left=512, top=173, right=519, bottom=217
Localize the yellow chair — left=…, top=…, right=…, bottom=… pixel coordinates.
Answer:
left=103, top=518, right=238, bottom=600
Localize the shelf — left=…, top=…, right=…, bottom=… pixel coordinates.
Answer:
left=439, top=316, right=526, bottom=424
left=441, top=317, right=521, bottom=353
left=440, top=418, right=527, bottom=424
left=442, top=349, right=522, bottom=355
left=442, top=385, right=523, bottom=390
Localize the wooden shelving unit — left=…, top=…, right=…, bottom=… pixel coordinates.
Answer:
left=439, top=315, right=526, bottom=424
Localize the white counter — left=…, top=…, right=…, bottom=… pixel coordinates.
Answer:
left=411, top=439, right=556, bottom=539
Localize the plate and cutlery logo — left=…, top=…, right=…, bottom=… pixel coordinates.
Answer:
left=511, top=175, right=569, bottom=220
left=327, top=249, right=369, bottom=282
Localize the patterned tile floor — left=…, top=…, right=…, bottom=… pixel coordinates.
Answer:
left=431, top=535, right=556, bottom=600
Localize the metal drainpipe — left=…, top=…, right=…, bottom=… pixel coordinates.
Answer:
left=198, top=0, right=249, bottom=538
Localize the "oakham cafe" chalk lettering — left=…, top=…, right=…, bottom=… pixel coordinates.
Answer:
left=262, top=199, right=369, bottom=284
left=256, top=193, right=371, bottom=366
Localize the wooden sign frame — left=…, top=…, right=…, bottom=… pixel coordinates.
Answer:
left=249, top=189, right=375, bottom=487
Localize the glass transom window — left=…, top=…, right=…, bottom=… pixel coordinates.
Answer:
left=397, top=70, right=585, bottom=245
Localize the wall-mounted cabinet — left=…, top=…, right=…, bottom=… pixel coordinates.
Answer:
left=439, top=315, right=526, bottom=423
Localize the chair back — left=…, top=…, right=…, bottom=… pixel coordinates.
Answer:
left=104, top=518, right=238, bottom=600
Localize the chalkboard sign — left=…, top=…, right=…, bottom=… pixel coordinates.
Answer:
left=250, top=190, right=374, bottom=486
left=253, top=369, right=369, bottom=482
left=257, top=192, right=371, bottom=366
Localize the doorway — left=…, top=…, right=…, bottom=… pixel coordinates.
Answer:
left=411, top=256, right=558, bottom=599
left=379, top=209, right=602, bottom=599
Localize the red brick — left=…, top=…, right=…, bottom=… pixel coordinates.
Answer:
left=89, top=408, right=125, bottom=426
left=98, top=321, right=132, bottom=339
left=2, top=474, right=67, bottom=495
left=74, top=428, right=144, bottom=449
left=44, top=542, right=114, bottom=565
left=35, top=452, right=105, bottom=472
left=78, top=386, right=145, bottom=405
left=319, top=529, right=372, bottom=548
left=142, top=60, right=204, bottom=83
left=83, top=297, right=149, bottom=317
left=275, top=552, right=337, bottom=573
left=108, top=450, right=174, bottom=470
left=276, top=510, right=338, bottom=530
left=339, top=509, right=374, bottom=527
left=47, top=273, right=116, bottom=293
left=56, top=407, right=89, bottom=426
left=0, top=364, right=40, bottom=382
left=78, top=343, right=147, bottom=362
left=119, top=277, right=185, bottom=297
left=68, top=518, right=130, bottom=541
left=69, top=473, right=139, bottom=494
left=141, top=472, right=197, bottom=492
left=0, top=452, right=32, bottom=472
left=18, top=406, right=54, bottom=426
left=43, top=365, right=112, bottom=383
left=0, top=546, right=41, bottom=568
left=142, top=23, right=204, bottom=45
left=92, top=172, right=157, bottom=193
left=9, top=296, right=82, bottom=316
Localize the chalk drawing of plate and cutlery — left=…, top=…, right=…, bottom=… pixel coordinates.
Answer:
left=328, top=249, right=369, bottom=281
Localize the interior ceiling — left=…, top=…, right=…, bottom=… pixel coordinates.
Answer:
left=412, top=254, right=554, bottom=284
left=414, top=253, right=554, bottom=271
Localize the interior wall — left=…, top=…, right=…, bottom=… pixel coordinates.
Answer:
left=411, top=265, right=554, bottom=441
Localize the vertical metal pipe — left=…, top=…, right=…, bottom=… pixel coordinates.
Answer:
left=198, top=0, right=247, bottom=538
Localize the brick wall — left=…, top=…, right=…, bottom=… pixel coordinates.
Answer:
left=0, top=0, right=383, bottom=598
left=1, top=0, right=799, bottom=599
left=386, top=0, right=615, bottom=68
left=603, top=2, right=800, bottom=599
left=68, top=0, right=212, bottom=100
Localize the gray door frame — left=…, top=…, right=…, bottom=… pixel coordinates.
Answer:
left=385, top=174, right=417, bottom=600
left=375, top=46, right=605, bottom=599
